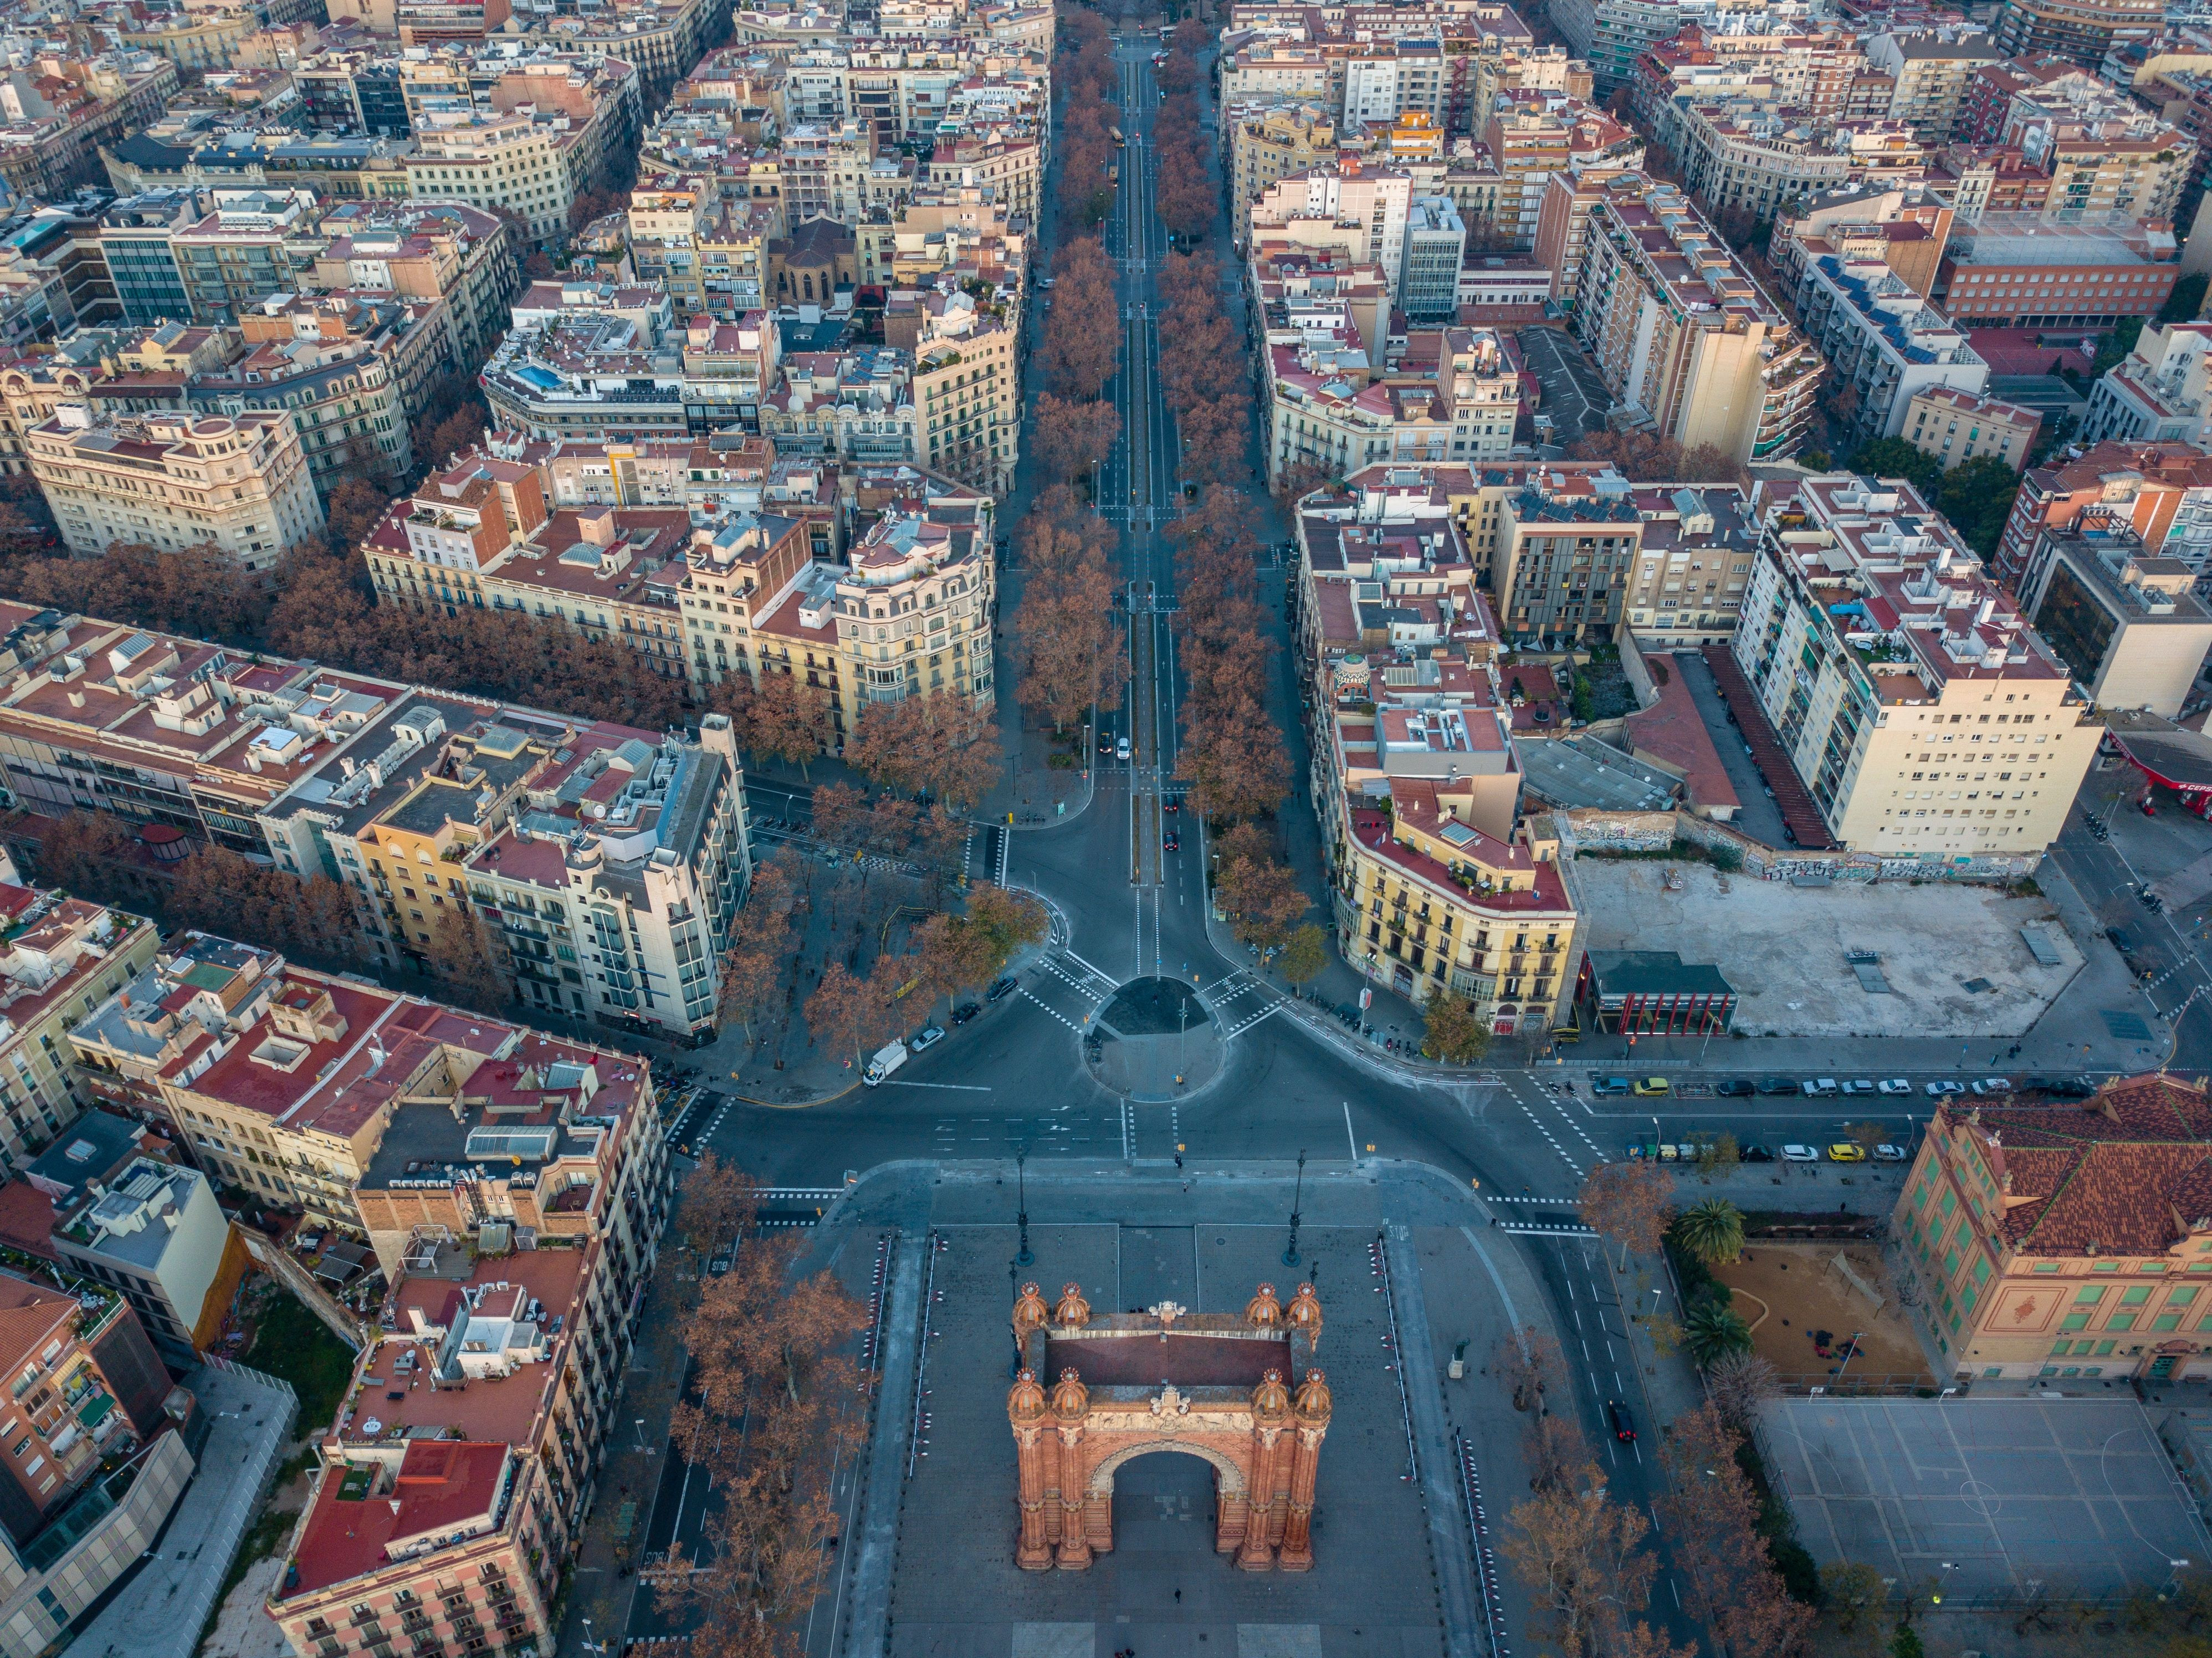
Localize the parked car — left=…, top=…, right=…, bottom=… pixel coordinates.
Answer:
left=1715, top=1078, right=1756, bottom=1097
left=1876, top=1078, right=1913, bottom=1096
left=2026, top=1075, right=2095, bottom=1100
left=1827, top=1143, right=1867, bottom=1163
left=1740, top=1144, right=1774, bottom=1163
left=1632, top=1077, right=1671, bottom=1097
left=1873, top=1144, right=1908, bottom=1162
left=1607, top=1400, right=1637, bottom=1442
left=1803, top=1078, right=1840, bottom=1096
left=1757, top=1076, right=1799, bottom=1096
left=1970, top=1077, right=2013, bottom=1096
left=912, top=1024, right=946, bottom=1052
left=950, top=1002, right=982, bottom=1026
left=987, top=974, right=1021, bottom=1002
left=1841, top=1079, right=1878, bottom=1095
left=1781, top=1144, right=1819, bottom=1161
left=1924, top=1079, right=1965, bottom=1097
left=1591, top=1077, right=1632, bottom=1097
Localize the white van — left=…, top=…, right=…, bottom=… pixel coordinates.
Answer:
left=863, top=1041, right=907, bottom=1086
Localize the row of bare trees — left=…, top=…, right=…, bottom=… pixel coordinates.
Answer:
left=1151, top=25, right=1215, bottom=243
left=795, top=882, right=1044, bottom=1065
left=668, top=1158, right=866, bottom=1658
left=1008, top=487, right=1131, bottom=735
left=1055, top=12, right=1122, bottom=236
left=1168, top=486, right=1290, bottom=825
left=1156, top=250, right=1258, bottom=491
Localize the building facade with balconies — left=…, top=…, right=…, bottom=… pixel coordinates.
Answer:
left=1730, top=470, right=2102, bottom=862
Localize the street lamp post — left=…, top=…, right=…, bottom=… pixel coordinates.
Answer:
left=1009, top=1259, right=1024, bottom=1378
left=1282, top=1148, right=1307, bottom=1267
left=1015, top=1150, right=1032, bottom=1267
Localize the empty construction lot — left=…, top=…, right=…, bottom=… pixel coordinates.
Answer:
left=1573, top=859, right=2082, bottom=1038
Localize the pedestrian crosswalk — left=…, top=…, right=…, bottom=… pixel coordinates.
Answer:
left=1496, top=1222, right=1599, bottom=1238
left=1022, top=987, right=1085, bottom=1031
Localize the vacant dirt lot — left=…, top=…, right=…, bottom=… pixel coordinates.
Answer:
left=1573, top=861, right=2082, bottom=1037
left=1710, top=1241, right=1934, bottom=1386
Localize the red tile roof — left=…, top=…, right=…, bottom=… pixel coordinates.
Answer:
left=1953, top=1077, right=2212, bottom=1256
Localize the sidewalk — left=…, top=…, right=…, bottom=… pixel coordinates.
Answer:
left=556, top=1258, right=692, bottom=1658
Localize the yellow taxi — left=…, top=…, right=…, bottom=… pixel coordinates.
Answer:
left=1631, top=1077, right=1671, bottom=1097
left=1826, top=1143, right=1867, bottom=1162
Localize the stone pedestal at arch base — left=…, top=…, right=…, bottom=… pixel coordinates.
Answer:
left=1004, top=1290, right=1333, bottom=1574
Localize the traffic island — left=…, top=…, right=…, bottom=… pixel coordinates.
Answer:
left=1084, top=975, right=1224, bottom=1098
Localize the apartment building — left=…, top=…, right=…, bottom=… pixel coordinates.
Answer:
left=1247, top=163, right=1414, bottom=304
left=2081, top=323, right=2212, bottom=449
left=65, top=930, right=284, bottom=1119
left=163, top=975, right=669, bottom=1655
left=1891, top=1079, right=2212, bottom=1381
left=1900, top=385, right=2041, bottom=469
left=1482, top=467, right=1759, bottom=648
left=1992, top=0, right=2162, bottom=68
left=254, top=687, right=750, bottom=1040
left=1566, top=175, right=1825, bottom=463
left=1292, top=493, right=1580, bottom=1031
left=1550, top=0, right=1717, bottom=91
left=168, top=189, right=317, bottom=327
left=679, top=467, right=995, bottom=742
left=27, top=406, right=323, bottom=570
left=1863, top=31, right=2001, bottom=139
left=0, top=53, right=179, bottom=203
left=1732, top=470, right=2102, bottom=859
left=187, top=293, right=441, bottom=488
left=1788, top=250, right=1990, bottom=443
left=2013, top=514, right=2212, bottom=714
left=910, top=295, right=1017, bottom=495
left=478, top=286, right=688, bottom=442
left=1261, top=293, right=1521, bottom=487
left=759, top=345, right=917, bottom=468
left=1995, top=439, right=2212, bottom=589
left=1768, top=181, right=1955, bottom=298
left=404, top=114, right=576, bottom=249
left=0, top=886, right=158, bottom=1178
left=309, top=199, right=524, bottom=366
left=48, top=1157, right=235, bottom=1358
left=1229, top=104, right=1340, bottom=240
left=0, top=1263, right=172, bottom=1545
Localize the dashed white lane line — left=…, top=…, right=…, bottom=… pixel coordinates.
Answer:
left=1491, top=1195, right=1579, bottom=1205
left=1022, top=987, right=1085, bottom=1031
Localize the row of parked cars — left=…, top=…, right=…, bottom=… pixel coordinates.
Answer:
left=1629, top=1140, right=1908, bottom=1164
left=862, top=973, right=1023, bottom=1083
left=1590, top=1073, right=2094, bottom=1099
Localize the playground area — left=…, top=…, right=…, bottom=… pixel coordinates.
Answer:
left=1710, top=1241, right=1935, bottom=1388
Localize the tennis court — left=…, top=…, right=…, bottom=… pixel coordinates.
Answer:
left=1762, top=1397, right=2212, bottom=1600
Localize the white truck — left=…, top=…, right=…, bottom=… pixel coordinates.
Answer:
left=862, top=1041, right=908, bottom=1086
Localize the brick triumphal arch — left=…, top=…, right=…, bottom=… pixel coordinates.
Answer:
left=1005, top=1280, right=1332, bottom=1572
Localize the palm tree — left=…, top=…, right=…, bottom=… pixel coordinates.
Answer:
left=1683, top=1295, right=1754, bottom=1366
left=1675, top=1198, right=1746, bottom=1266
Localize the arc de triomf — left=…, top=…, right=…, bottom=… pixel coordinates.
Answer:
left=1004, top=1279, right=1333, bottom=1572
